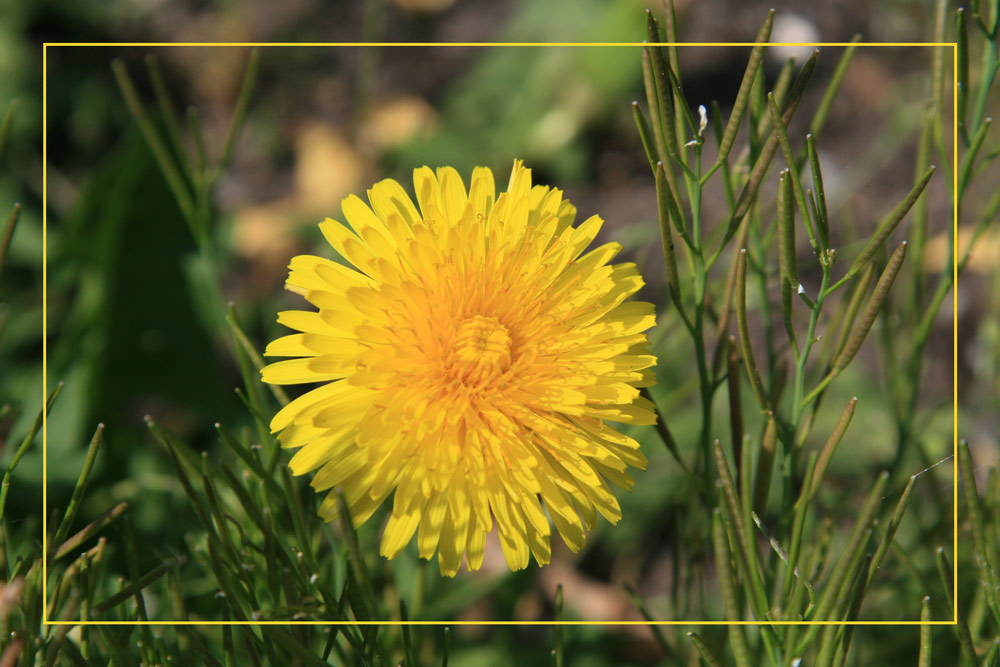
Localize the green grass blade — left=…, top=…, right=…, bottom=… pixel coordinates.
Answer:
left=662, top=61, right=698, bottom=139
left=865, top=473, right=916, bottom=589
left=122, top=514, right=150, bottom=621
left=222, top=599, right=236, bottom=667
left=217, top=463, right=264, bottom=531
left=260, top=507, right=282, bottom=606
left=834, top=241, right=908, bottom=373
left=717, top=11, right=774, bottom=165
left=714, top=441, right=751, bottom=568
left=0, top=202, right=20, bottom=285
left=711, top=510, right=752, bottom=667
left=710, top=100, right=737, bottom=208
left=226, top=305, right=289, bottom=410
left=918, top=595, right=932, bottom=667
left=553, top=583, right=564, bottom=667
left=930, top=0, right=949, bottom=116
left=111, top=59, right=195, bottom=226
left=219, top=48, right=261, bottom=171
left=146, top=417, right=216, bottom=536
left=936, top=547, right=977, bottom=664
left=645, top=12, right=679, bottom=161
left=52, top=423, right=104, bottom=549
left=0, top=100, right=17, bottom=165
left=144, top=54, right=190, bottom=174
left=187, top=105, right=208, bottom=178
left=782, top=450, right=818, bottom=598
left=632, top=101, right=658, bottom=172
left=805, top=135, right=832, bottom=253
left=624, top=582, right=677, bottom=660
left=820, top=552, right=872, bottom=667
left=983, top=638, right=1000, bottom=667
left=809, top=397, right=857, bottom=497
left=716, top=50, right=818, bottom=256
left=957, top=9, right=970, bottom=130
left=777, top=170, right=798, bottom=354
left=280, top=466, right=317, bottom=573
left=808, top=36, right=861, bottom=141
left=661, top=0, right=682, bottom=92
left=796, top=472, right=887, bottom=653
left=336, top=489, right=378, bottom=620
left=687, top=631, right=723, bottom=667
left=843, top=166, right=933, bottom=282
left=400, top=598, right=417, bottom=666
left=655, top=161, right=688, bottom=320
left=640, top=387, right=699, bottom=487
left=827, top=263, right=873, bottom=369
left=958, top=439, right=1000, bottom=623
left=753, top=413, right=777, bottom=515
left=714, top=441, right=770, bottom=622
left=769, top=94, right=816, bottom=250
left=727, top=343, right=744, bottom=468
left=0, top=381, right=63, bottom=522
left=655, top=159, right=684, bottom=291
left=736, top=249, right=768, bottom=410
left=777, top=168, right=798, bottom=287
left=262, top=626, right=329, bottom=667
left=92, top=556, right=185, bottom=617
left=200, top=467, right=243, bottom=571
left=214, top=423, right=284, bottom=501
left=958, top=117, right=991, bottom=198
left=642, top=48, right=669, bottom=167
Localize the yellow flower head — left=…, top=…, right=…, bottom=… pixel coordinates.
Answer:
left=261, top=160, right=657, bottom=576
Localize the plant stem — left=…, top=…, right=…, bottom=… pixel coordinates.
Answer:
left=792, top=268, right=831, bottom=427
left=687, top=146, right=718, bottom=489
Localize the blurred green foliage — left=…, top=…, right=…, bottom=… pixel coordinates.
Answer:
left=392, top=0, right=646, bottom=181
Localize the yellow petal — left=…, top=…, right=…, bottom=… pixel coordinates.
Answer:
left=367, top=178, right=421, bottom=228
left=467, top=166, right=495, bottom=220
left=342, top=194, right=395, bottom=247
left=264, top=333, right=315, bottom=357
left=269, top=380, right=352, bottom=432
left=436, top=166, right=468, bottom=226
left=287, top=424, right=354, bottom=475
left=497, top=519, right=531, bottom=571
left=538, top=474, right=586, bottom=552
left=276, top=309, right=339, bottom=335
left=318, top=218, right=379, bottom=277
left=417, top=491, right=448, bottom=559
left=310, top=445, right=367, bottom=491
left=380, top=509, right=420, bottom=560
left=567, top=214, right=604, bottom=259
left=465, top=513, right=489, bottom=571
left=413, top=166, right=441, bottom=222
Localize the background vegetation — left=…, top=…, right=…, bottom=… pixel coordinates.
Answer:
left=0, top=0, right=997, bottom=664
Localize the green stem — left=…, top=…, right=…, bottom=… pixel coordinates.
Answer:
left=687, top=147, right=717, bottom=487
left=969, top=34, right=999, bottom=134
left=791, top=268, right=831, bottom=427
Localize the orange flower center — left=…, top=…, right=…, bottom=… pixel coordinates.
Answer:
left=445, top=315, right=512, bottom=386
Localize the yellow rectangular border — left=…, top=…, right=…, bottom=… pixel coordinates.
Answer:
left=41, top=40, right=959, bottom=627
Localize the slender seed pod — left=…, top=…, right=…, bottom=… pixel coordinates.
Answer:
left=835, top=241, right=908, bottom=372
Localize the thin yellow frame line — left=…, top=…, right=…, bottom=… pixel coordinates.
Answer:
left=41, top=41, right=958, bottom=48
left=40, top=40, right=960, bottom=629
left=41, top=42, right=48, bottom=626
left=952, top=40, right=960, bottom=628
left=61, top=620, right=958, bottom=626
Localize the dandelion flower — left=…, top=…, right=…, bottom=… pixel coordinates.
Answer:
left=261, top=160, right=657, bottom=576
